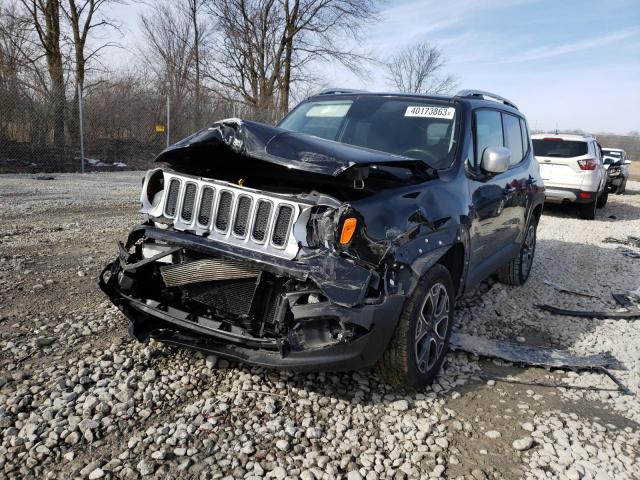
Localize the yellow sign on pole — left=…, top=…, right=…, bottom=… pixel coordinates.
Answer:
left=155, top=124, right=166, bottom=133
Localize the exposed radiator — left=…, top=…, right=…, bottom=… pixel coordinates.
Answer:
left=160, top=258, right=260, bottom=287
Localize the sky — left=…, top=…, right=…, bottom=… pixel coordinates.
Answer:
left=108, top=0, right=640, bottom=134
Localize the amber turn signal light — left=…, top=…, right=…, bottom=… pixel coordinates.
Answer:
left=339, top=217, right=357, bottom=245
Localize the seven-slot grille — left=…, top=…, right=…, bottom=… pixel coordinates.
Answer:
left=157, top=174, right=307, bottom=260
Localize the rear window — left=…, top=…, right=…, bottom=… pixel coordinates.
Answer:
left=532, top=139, right=588, bottom=158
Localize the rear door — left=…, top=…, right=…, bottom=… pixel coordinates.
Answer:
left=532, top=137, right=589, bottom=189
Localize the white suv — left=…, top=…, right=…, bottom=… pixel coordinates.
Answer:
left=531, top=133, right=608, bottom=219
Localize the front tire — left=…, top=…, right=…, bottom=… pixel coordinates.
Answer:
left=377, top=264, right=454, bottom=389
left=497, top=219, right=537, bottom=286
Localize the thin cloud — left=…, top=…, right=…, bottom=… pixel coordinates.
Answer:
left=501, top=29, right=640, bottom=63
left=367, top=0, right=541, bottom=53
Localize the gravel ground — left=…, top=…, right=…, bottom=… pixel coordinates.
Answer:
left=0, top=172, right=639, bottom=480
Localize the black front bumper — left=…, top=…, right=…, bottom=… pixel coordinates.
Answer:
left=98, top=245, right=405, bottom=372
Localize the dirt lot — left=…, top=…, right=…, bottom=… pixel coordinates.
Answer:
left=628, top=161, right=640, bottom=181
left=1, top=172, right=639, bottom=480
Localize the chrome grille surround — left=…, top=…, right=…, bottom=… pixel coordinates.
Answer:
left=141, top=170, right=312, bottom=260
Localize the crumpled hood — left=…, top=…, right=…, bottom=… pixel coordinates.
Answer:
left=155, top=118, right=435, bottom=178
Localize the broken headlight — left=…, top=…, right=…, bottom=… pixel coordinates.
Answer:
left=146, top=169, right=165, bottom=207
left=306, top=206, right=337, bottom=248
left=140, top=169, right=165, bottom=213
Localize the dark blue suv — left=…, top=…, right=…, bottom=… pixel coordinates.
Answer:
left=100, top=89, right=545, bottom=388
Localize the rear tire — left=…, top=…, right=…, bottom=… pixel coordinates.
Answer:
left=377, top=264, right=454, bottom=389
left=497, top=219, right=537, bottom=286
left=578, top=198, right=597, bottom=219
left=596, top=189, right=608, bottom=208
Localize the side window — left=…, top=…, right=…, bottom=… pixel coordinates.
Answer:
left=502, top=113, right=524, bottom=166
left=519, top=118, right=529, bottom=155
left=475, top=110, right=503, bottom=165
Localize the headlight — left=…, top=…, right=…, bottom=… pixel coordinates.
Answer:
left=608, top=167, right=621, bottom=177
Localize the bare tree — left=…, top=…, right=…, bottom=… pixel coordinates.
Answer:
left=20, top=0, right=66, bottom=146
left=63, top=0, right=120, bottom=139
left=205, top=0, right=379, bottom=114
left=139, top=1, right=213, bottom=135
left=277, top=0, right=378, bottom=113
left=186, top=0, right=206, bottom=127
left=386, top=42, right=458, bottom=95
left=139, top=5, right=194, bottom=98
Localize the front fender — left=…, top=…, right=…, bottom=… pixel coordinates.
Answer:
left=392, top=224, right=471, bottom=298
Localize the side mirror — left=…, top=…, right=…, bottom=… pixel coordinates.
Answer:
left=481, top=146, right=510, bottom=174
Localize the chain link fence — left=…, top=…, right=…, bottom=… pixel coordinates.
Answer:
left=0, top=85, right=281, bottom=174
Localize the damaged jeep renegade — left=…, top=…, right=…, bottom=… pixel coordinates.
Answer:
left=99, top=89, right=544, bottom=388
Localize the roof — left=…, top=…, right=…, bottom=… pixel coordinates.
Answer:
left=308, top=88, right=519, bottom=111
left=602, top=147, right=624, bottom=152
left=531, top=133, right=595, bottom=141
left=309, top=89, right=452, bottom=102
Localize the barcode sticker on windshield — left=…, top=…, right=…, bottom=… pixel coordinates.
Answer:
left=404, top=106, right=455, bottom=119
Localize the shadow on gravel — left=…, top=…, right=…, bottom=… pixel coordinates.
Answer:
left=542, top=199, right=640, bottom=221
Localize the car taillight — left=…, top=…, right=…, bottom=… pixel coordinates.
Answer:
left=577, top=158, right=596, bottom=171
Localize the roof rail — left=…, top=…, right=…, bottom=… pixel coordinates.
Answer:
left=315, top=88, right=368, bottom=96
left=455, top=89, right=518, bottom=110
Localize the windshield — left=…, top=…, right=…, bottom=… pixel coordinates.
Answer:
left=279, top=97, right=458, bottom=169
left=602, top=150, right=621, bottom=159
left=532, top=138, right=588, bottom=158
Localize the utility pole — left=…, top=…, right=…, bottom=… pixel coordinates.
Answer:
left=166, top=93, right=171, bottom=148
left=78, top=84, right=85, bottom=173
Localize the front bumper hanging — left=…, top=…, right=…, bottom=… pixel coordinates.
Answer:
left=98, top=227, right=405, bottom=372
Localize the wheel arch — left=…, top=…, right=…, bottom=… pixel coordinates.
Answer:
left=532, top=203, right=543, bottom=224
left=437, top=243, right=465, bottom=297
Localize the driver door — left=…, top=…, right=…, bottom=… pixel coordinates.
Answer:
left=468, top=109, right=526, bottom=268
